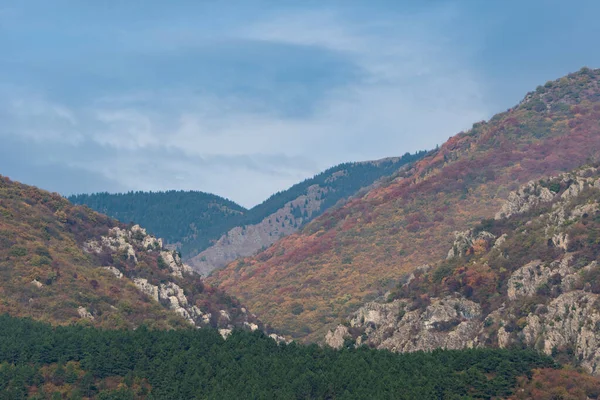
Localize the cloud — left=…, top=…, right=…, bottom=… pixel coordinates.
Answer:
left=0, top=2, right=491, bottom=208
left=1, top=91, right=82, bottom=144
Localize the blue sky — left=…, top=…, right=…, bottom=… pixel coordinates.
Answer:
left=1, top=0, right=599, bottom=207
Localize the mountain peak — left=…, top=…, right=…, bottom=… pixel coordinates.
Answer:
left=517, top=66, right=600, bottom=112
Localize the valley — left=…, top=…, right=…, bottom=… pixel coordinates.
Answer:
left=2, top=67, right=600, bottom=398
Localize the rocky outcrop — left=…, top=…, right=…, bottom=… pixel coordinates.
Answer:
left=84, top=226, right=139, bottom=263
left=160, top=250, right=193, bottom=278
left=447, top=229, right=496, bottom=259
left=324, top=325, right=350, bottom=349
left=30, top=279, right=43, bottom=288
left=102, top=266, right=123, bottom=279
left=328, top=166, right=600, bottom=374
left=189, top=184, right=329, bottom=276
left=327, top=296, right=482, bottom=352
left=85, top=225, right=195, bottom=279
left=522, top=291, right=600, bottom=374
left=133, top=278, right=209, bottom=326
left=83, top=224, right=261, bottom=331
left=495, top=181, right=555, bottom=220
left=133, top=278, right=159, bottom=302
left=77, top=306, right=94, bottom=320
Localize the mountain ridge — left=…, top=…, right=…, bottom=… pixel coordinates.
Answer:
left=208, top=67, right=600, bottom=341
left=70, top=153, right=426, bottom=276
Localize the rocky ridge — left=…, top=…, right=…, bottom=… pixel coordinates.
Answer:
left=83, top=224, right=259, bottom=331
left=189, top=184, right=328, bottom=276
left=326, top=165, right=600, bottom=374
left=0, top=174, right=275, bottom=336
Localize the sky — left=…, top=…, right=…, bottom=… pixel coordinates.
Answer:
left=1, top=1, right=599, bottom=208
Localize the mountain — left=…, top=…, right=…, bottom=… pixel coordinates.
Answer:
left=208, top=67, right=600, bottom=341
left=70, top=153, right=426, bottom=275
left=326, top=165, right=600, bottom=376
left=68, top=190, right=246, bottom=257
left=188, top=154, right=425, bottom=275
left=0, top=177, right=587, bottom=399
left=0, top=175, right=260, bottom=333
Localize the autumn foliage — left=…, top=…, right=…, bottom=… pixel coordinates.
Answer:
left=0, top=175, right=252, bottom=329
left=209, top=67, right=600, bottom=341
left=511, top=368, right=600, bottom=399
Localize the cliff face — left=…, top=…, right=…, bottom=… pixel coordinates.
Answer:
left=209, top=67, right=600, bottom=341
left=327, top=165, right=600, bottom=374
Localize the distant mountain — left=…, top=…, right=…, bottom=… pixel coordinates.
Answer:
left=70, top=152, right=426, bottom=275
left=68, top=190, right=246, bottom=257
left=0, top=175, right=260, bottom=332
left=188, top=154, right=426, bottom=275
left=208, top=67, right=600, bottom=342
left=327, top=164, right=600, bottom=376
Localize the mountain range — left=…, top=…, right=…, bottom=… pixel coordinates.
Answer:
left=1, top=67, right=600, bottom=398
left=70, top=152, right=425, bottom=275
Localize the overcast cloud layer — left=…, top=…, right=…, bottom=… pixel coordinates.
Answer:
left=1, top=1, right=599, bottom=207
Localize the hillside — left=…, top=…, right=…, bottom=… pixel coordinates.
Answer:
left=68, top=190, right=246, bottom=257
left=0, top=175, right=260, bottom=332
left=208, top=67, right=600, bottom=341
left=70, top=153, right=425, bottom=276
left=326, top=164, right=600, bottom=377
left=189, top=154, right=425, bottom=275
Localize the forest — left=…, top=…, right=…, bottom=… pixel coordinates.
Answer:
left=0, top=315, right=558, bottom=399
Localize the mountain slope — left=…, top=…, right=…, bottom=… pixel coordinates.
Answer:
left=208, top=67, right=600, bottom=341
left=189, top=154, right=425, bottom=275
left=70, top=153, right=425, bottom=275
left=68, top=190, right=246, bottom=256
left=0, top=175, right=259, bottom=331
left=327, top=164, right=600, bottom=375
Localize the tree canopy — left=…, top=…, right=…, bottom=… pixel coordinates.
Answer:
left=0, top=314, right=556, bottom=399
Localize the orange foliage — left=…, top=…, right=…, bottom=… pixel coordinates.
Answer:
left=208, top=68, right=600, bottom=342
left=0, top=175, right=253, bottom=331
left=511, top=368, right=600, bottom=400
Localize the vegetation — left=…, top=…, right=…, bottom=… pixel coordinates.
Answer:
left=0, top=314, right=558, bottom=399
left=208, top=68, right=600, bottom=341
left=244, top=153, right=426, bottom=228
left=69, top=153, right=426, bottom=259
left=0, top=175, right=255, bottom=330
left=390, top=165, right=600, bottom=317
left=68, top=191, right=245, bottom=259
left=510, top=367, right=600, bottom=400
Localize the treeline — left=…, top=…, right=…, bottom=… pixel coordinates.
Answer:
left=0, top=315, right=556, bottom=399
left=244, top=152, right=427, bottom=228
left=69, top=152, right=427, bottom=259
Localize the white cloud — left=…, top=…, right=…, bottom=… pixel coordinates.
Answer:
left=0, top=4, right=491, bottom=208
left=3, top=95, right=83, bottom=144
